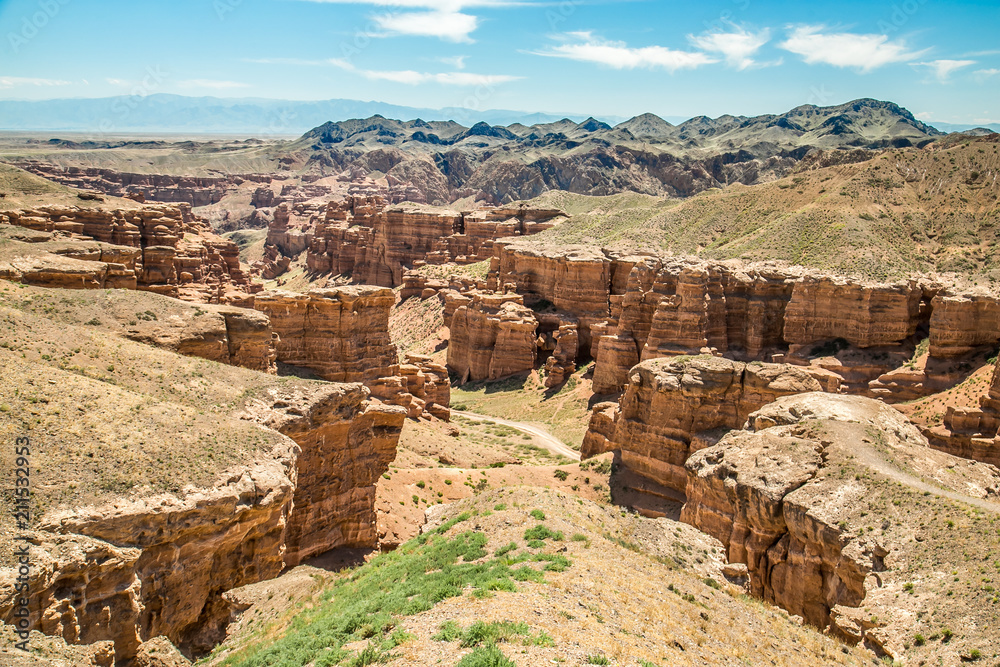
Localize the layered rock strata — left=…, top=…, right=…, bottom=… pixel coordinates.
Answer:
left=1, top=203, right=258, bottom=304
left=125, top=304, right=277, bottom=374
left=463, top=242, right=1000, bottom=401
left=254, top=286, right=448, bottom=420
left=923, top=362, right=1000, bottom=465
left=447, top=292, right=539, bottom=384
left=591, top=357, right=820, bottom=493
left=0, top=316, right=403, bottom=663
left=241, top=384, right=405, bottom=566
left=680, top=393, right=1000, bottom=659
left=259, top=195, right=566, bottom=287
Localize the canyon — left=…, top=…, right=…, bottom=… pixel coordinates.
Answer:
left=1, top=108, right=999, bottom=666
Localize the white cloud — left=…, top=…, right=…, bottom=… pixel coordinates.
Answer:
left=178, top=79, right=251, bottom=89
left=295, top=1, right=527, bottom=7
left=295, top=0, right=537, bottom=42
left=689, top=26, right=771, bottom=70
left=0, top=76, right=71, bottom=88
left=913, top=59, right=976, bottom=82
left=534, top=34, right=717, bottom=72
left=779, top=25, right=926, bottom=71
left=328, top=58, right=518, bottom=85
left=372, top=10, right=478, bottom=42
left=974, top=68, right=1000, bottom=78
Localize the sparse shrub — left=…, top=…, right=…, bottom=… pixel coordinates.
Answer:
left=914, top=633, right=926, bottom=646
left=529, top=509, right=546, bottom=520
left=456, top=643, right=516, bottom=667
left=493, top=542, right=517, bottom=557
left=524, top=525, right=563, bottom=542
left=553, top=470, right=569, bottom=481
left=586, top=655, right=610, bottom=665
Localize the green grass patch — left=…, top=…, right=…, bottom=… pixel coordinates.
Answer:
left=218, top=512, right=563, bottom=667
left=524, top=524, right=564, bottom=542
left=455, top=643, right=516, bottom=667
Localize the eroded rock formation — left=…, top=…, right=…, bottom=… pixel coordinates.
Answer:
left=257, top=195, right=566, bottom=287
left=0, top=203, right=258, bottom=304
left=461, top=241, right=1000, bottom=402
left=254, top=286, right=448, bottom=420
left=241, top=384, right=405, bottom=566
left=591, top=357, right=820, bottom=493
left=447, top=292, right=538, bottom=384
left=680, top=393, right=1000, bottom=658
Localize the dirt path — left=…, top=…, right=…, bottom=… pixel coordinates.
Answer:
left=450, top=410, right=581, bottom=461
left=858, top=442, right=1000, bottom=514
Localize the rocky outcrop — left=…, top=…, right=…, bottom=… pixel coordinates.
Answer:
left=254, top=286, right=447, bottom=420
left=34, top=446, right=296, bottom=659
left=241, top=384, right=405, bottom=566
left=295, top=196, right=567, bottom=287
left=400, top=354, right=451, bottom=421
left=923, top=362, right=1000, bottom=465
left=0, top=203, right=258, bottom=304
left=596, top=357, right=821, bottom=494
left=680, top=393, right=1000, bottom=659
left=124, top=305, right=277, bottom=374
left=580, top=402, right=619, bottom=459
left=254, top=286, right=398, bottom=383
left=447, top=293, right=538, bottom=384
left=0, top=305, right=405, bottom=663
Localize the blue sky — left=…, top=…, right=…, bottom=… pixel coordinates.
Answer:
left=0, top=0, right=997, bottom=124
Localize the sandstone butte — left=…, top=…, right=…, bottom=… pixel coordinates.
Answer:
left=0, top=203, right=259, bottom=305
left=255, top=195, right=568, bottom=287
left=0, top=304, right=407, bottom=664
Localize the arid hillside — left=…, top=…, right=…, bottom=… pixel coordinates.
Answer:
left=518, top=134, right=1000, bottom=282
left=205, top=488, right=872, bottom=667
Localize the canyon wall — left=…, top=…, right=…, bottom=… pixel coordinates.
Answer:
left=591, top=357, right=820, bottom=493
left=240, top=383, right=405, bottom=567
left=257, top=195, right=567, bottom=287
left=254, top=286, right=449, bottom=420
left=0, top=361, right=403, bottom=663
left=1, top=202, right=258, bottom=304
left=451, top=241, right=1000, bottom=398
left=680, top=393, right=1000, bottom=657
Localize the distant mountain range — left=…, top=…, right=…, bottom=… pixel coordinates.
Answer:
left=6, top=97, right=997, bottom=207
left=279, top=98, right=960, bottom=203
left=4, top=93, right=994, bottom=137
left=0, top=94, right=615, bottom=134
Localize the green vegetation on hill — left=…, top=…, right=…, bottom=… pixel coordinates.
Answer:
left=212, top=512, right=564, bottom=667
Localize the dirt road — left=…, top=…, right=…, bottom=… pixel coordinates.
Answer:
left=450, top=410, right=581, bottom=461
